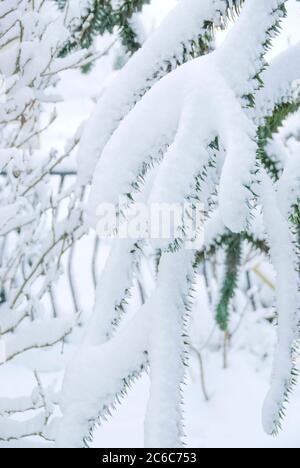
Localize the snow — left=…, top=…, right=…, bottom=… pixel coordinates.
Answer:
left=0, top=304, right=28, bottom=335
left=145, top=250, right=194, bottom=448
left=87, top=0, right=296, bottom=237
left=65, top=0, right=93, bottom=28
left=217, top=0, right=285, bottom=99
left=0, top=203, right=24, bottom=235
left=53, top=0, right=300, bottom=448
left=92, top=353, right=300, bottom=449
left=203, top=210, right=227, bottom=248
left=56, top=307, right=150, bottom=448
left=0, top=413, right=46, bottom=441
left=277, top=152, right=300, bottom=217
left=86, top=239, right=141, bottom=345
left=86, top=58, right=186, bottom=225
left=76, top=0, right=241, bottom=185
left=4, top=318, right=75, bottom=363
left=87, top=52, right=256, bottom=234
left=56, top=249, right=193, bottom=448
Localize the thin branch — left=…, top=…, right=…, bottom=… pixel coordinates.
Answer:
left=190, top=345, right=209, bottom=402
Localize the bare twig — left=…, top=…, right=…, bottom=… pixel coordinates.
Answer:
left=190, top=345, right=210, bottom=402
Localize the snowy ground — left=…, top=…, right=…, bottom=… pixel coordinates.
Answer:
left=93, top=355, right=300, bottom=449
left=1, top=0, right=300, bottom=449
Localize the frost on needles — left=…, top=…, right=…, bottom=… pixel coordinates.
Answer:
left=55, top=0, right=300, bottom=448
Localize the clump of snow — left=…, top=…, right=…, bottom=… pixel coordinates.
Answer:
left=76, top=0, right=237, bottom=185
left=258, top=170, right=300, bottom=435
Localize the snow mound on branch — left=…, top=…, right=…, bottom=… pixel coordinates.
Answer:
left=76, top=0, right=232, bottom=184
left=87, top=53, right=256, bottom=234
left=259, top=171, right=300, bottom=435
left=277, top=154, right=300, bottom=217
left=56, top=308, right=150, bottom=448
left=256, top=42, right=300, bottom=124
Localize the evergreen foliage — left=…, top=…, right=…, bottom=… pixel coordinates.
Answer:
left=216, top=235, right=242, bottom=332
left=258, top=102, right=300, bottom=181
left=56, top=0, right=150, bottom=56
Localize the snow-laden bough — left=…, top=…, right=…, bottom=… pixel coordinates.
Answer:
left=57, top=0, right=300, bottom=448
